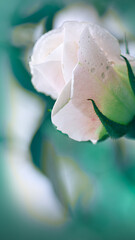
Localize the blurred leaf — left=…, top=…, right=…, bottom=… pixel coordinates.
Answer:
left=11, top=1, right=64, bottom=31
left=30, top=100, right=54, bottom=168
left=114, top=139, right=135, bottom=186
left=8, top=45, right=51, bottom=101
left=8, top=45, right=35, bottom=92
left=41, top=141, right=93, bottom=211
left=11, top=19, right=45, bottom=47
left=31, top=108, right=116, bottom=176
left=121, top=55, right=135, bottom=95
left=124, top=34, right=130, bottom=54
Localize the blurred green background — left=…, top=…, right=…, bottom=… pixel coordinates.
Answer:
left=1, top=0, right=135, bottom=239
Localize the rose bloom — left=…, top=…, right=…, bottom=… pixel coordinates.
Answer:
left=30, top=21, right=135, bottom=143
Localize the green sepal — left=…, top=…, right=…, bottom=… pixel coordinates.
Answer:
left=88, top=99, right=129, bottom=138
left=97, top=134, right=109, bottom=143
left=121, top=55, right=135, bottom=96
left=125, top=117, right=135, bottom=139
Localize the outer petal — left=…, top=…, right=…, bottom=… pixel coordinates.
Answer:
left=88, top=24, right=121, bottom=61
left=52, top=81, right=105, bottom=143
left=30, top=60, right=65, bottom=99
left=30, top=64, right=57, bottom=99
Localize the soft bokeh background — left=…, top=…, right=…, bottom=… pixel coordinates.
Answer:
left=1, top=0, right=135, bottom=239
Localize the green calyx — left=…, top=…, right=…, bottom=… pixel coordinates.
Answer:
left=88, top=99, right=130, bottom=139
left=121, top=55, right=135, bottom=96
left=88, top=57, right=135, bottom=141
left=126, top=117, right=135, bottom=139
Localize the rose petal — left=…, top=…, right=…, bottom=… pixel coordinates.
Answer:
left=30, top=60, right=65, bottom=99
left=31, top=28, right=64, bottom=64
left=30, top=42, right=65, bottom=99
left=62, top=22, right=87, bottom=83
left=30, top=64, right=57, bottom=99
left=45, top=43, right=63, bottom=62
left=51, top=81, right=106, bottom=143
left=88, top=24, right=121, bottom=61
left=52, top=80, right=105, bottom=143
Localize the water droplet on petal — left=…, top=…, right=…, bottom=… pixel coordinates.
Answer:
left=101, top=72, right=105, bottom=79
left=91, top=68, right=95, bottom=73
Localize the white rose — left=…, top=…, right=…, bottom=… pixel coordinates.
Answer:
left=30, top=21, right=135, bottom=143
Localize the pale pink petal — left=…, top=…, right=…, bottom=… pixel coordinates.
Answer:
left=52, top=80, right=71, bottom=115
left=52, top=81, right=102, bottom=143
left=30, top=43, right=65, bottom=98
left=30, top=65, right=58, bottom=99
left=72, top=26, right=115, bottom=100
left=62, top=22, right=87, bottom=83
left=30, top=29, right=65, bottom=98
left=30, top=60, right=65, bottom=99
left=45, top=43, right=63, bottom=62
left=52, top=100, right=102, bottom=143
left=31, top=28, right=64, bottom=64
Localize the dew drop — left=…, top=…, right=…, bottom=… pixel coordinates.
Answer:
left=91, top=68, right=95, bottom=73
left=101, top=72, right=105, bottom=79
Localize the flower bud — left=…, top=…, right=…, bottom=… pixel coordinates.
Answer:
left=30, top=21, right=135, bottom=143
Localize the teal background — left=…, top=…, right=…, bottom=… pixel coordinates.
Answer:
left=1, top=0, right=135, bottom=239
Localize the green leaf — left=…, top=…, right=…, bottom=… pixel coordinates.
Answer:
left=11, top=2, right=64, bottom=31
left=121, top=55, right=135, bottom=96
left=88, top=99, right=129, bottom=138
